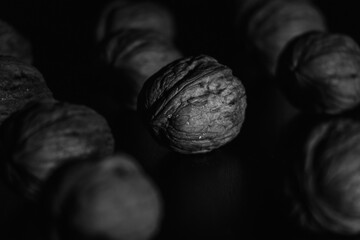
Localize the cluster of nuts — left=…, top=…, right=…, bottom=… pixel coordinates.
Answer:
left=239, top=0, right=360, bottom=115
left=0, top=15, right=163, bottom=240
left=93, top=1, right=248, bottom=154
left=10, top=0, right=360, bottom=239
left=238, top=0, right=360, bottom=237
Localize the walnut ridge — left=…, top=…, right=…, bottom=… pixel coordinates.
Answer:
left=138, top=55, right=246, bottom=154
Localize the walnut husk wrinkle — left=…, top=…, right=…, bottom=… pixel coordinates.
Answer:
left=0, top=56, right=53, bottom=125
left=277, top=32, right=360, bottom=114
left=138, top=55, right=247, bottom=154
left=0, top=100, right=115, bottom=199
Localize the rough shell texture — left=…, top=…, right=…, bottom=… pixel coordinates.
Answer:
left=277, top=32, right=360, bottom=114
left=244, top=0, right=326, bottom=75
left=100, top=29, right=182, bottom=110
left=0, top=56, right=53, bottom=125
left=0, top=20, right=33, bottom=64
left=294, top=117, right=360, bottom=234
left=95, top=0, right=175, bottom=43
left=46, top=154, right=162, bottom=240
left=138, top=55, right=247, bottom=154
left=0, top=99, right=115, bottom=199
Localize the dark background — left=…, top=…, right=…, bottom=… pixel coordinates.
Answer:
left=1, top=0, right=360, bottom=240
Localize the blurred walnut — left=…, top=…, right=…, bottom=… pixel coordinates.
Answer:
left=0, top=99, right=115, bottom=199
left=239, top=0, right=326, bottom=75
left=292, top=117, right=360, bottom=235
left=96, top=0, right=175, bottom=43
left=100, top=29, right=182, bottom=110
left=138, top=55, right=246, bottom=154
left=0, top=56, right=53, bottom=125
left=96, top=0, right=181, bottom=111
left=45, top=154, right=162, bottom=240
left=277, top=32, right=360, bottom=114
left=0, top=20, right=33, bottom=64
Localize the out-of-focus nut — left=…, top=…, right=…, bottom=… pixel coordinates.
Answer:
left=0, top=20, right=33, bottom=64
left=277, top=32, right=360, bottom=114
left=100, top=29, right=182, bottom=110
left=0, top=99, right=115, bottom=199
left=46, top=154, right=162, bottom=240
left=242, top=0, right=326, bottom=75
left=95, top=0, right=175, bottom=43
left=293, top=117, right=360, bottom=234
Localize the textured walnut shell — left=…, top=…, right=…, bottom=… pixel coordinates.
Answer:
left=244, top=0, right=326, bottom=75
left=0, top=100, right=115, bottom=199
left=138, top=55, right=247, bottom=154
left=0, top=20, right=33, bottom=64
left=44, top=154, right=162, bottom=240
left=277, top=32, right=360, bottom=114
left=0, top=56, right=53, bottom=125
left=100, top=29, right=182, bottom=110
left=96, top=0, right=175, bottom=43
left=293, top=117, right=360, bottom=234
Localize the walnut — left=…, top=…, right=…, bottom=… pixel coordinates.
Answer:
left=0, top=56, right=53, bottom=125
left=138, top=55, right=246, bottom=154
left=95, top=0, right=175, bottom=43
left=292, top=116, right=360, bottom=234
left=277, top=32, right=360, bottom=114
left=0, top=20, right=33, bottom=64
left=100, top=29, right=182, bottom=110
left=240, top=0, right=326, bottom=75
left=0, top=99, right=115, bottom=199
left=44, top=154, right=162, bottom=240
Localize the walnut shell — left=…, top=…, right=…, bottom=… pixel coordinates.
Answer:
left=277, top=32, right=360, bottom=114
left=0, top=99, right=115, bottom=199
left=0, top=20, right=33, bottom=64
left=44, top=154, right=162, bottom=240
left=138, top=55, right=246, bottom=154
left=0, top=56, right=53, bottom=125
left=293, top=117, right=360, bottom=234
left=243, top=0, right=326, bottom=75
left=96, top=0, right=175, bottom=43
left=100, top=29, right=182, bottom=110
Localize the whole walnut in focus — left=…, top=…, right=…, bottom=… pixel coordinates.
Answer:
left=291, top=117, right=360, bottom=235
left=277, top=32, right=360, bottom=114
left=0, top=56, right=53, bottom=125
left=0, top=99, right=115, bottom=199
left=138, top=55, right=246, bottom=154
left=44, top=154, right=162, bottom=240
left=0, top=20, right=33, bottom=64
left=238, top=0, right=326, bottom=75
